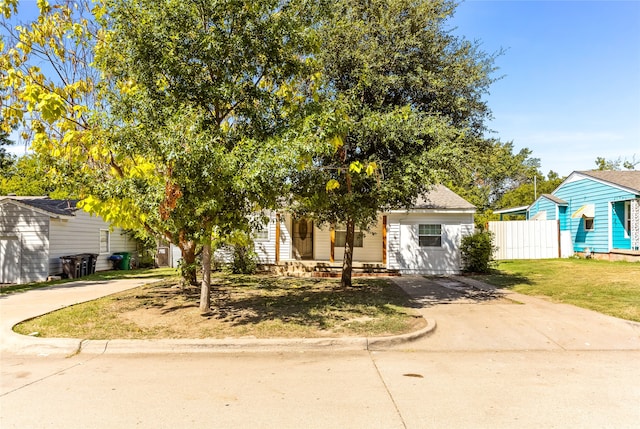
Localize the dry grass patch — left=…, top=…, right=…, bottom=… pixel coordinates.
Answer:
left=15, top=274, right=425, bottom=339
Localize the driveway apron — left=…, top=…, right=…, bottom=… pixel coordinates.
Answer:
left=390, top=276, right=640, bottom=352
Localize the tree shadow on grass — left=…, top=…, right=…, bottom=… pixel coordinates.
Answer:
left=197, top=276, right=414, bottom=330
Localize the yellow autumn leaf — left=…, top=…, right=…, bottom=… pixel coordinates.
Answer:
left=326, top=179, right=340, bottom=192
left=366, top=161, right=377, bottom=176
left=330, top=134, right=343, bottom=150
left=36, top=92, right=66, bottom=123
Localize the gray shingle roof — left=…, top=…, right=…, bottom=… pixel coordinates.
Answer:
left=1, top=197, right=78, bottom=216
left=540, top=194, right=567, bottom=205
left=577, top=170, right=640, bottom=193
left=412, top=185, right=475, bottom=210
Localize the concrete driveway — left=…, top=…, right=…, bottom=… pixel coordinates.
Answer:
left=390, top=276, right=640, bottom=351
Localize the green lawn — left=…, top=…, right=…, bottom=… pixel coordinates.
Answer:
left=476, top=259, right=640, bottom=322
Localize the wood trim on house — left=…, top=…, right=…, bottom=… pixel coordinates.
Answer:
left=275, top=213, right=280, bottom=263
left=330, top=226, right=335, bottom=263
left=382, top=215, right=387, bottom=265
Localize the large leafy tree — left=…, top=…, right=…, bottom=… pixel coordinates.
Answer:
left=495, top=170, right=564, bottom=216
left=447, top=140, right=541, bottom=227
left=2, top=0, right=319, bottom=312
left=92, top=0, right=319, bottom=312
left=292, top=0, right=498, bottom=286
left=0, top=1, right=209, bottom=284
left=1, top=0, right=178, bottom=269
left=0, top=153, right=68, bottom=196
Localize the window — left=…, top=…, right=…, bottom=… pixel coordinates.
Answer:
left=584, top=218, right=594, bottom=231
left=253, top=223, right=269, bottom=241
left=99, top=230, right=110, bottom=253
left=418, top=224, right=442, bottom=247
left=335, top=230, right=364, bottom=247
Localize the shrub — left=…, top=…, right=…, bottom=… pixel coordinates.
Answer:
left=223, top=230, right=258, bottom=275
left=460, top=231, right=496, bottom=273
left=231, top=243, right=258, bottom=274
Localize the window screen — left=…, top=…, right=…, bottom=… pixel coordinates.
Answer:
left=418, top=224, right=441, bottom=247
left=100, top=230, right=110, bottom=253
left=335, top=231, right=363, bottom=247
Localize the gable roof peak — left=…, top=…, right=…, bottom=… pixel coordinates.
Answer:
left=574, top=170, right=640, bottom=193
left=412, top=184, right=476, bottom=210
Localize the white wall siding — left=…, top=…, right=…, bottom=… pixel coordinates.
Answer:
left=0, top=203, right=49, bottom=283
left=387, top=212, right=473, bottom=275
left=314, top=224, right=331, bottom=261
left=387, top=219, right=401, bottom=270
left=49, top=211, right=137, bottom=274
left=254, top=212, right=277, bottom=264
left=279, top=213, right=293, bottom=260
left=171, top=244, right=182, bottom=268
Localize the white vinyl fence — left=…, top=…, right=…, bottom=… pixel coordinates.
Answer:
left=488, top=220, right=560, bottom=260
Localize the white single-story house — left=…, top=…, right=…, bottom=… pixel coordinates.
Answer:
left=244, top=185, right=475, bottom=275
left=0, top=196, right=138, bottom=284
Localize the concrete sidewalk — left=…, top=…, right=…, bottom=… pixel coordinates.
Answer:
left=1, top=278, right=161, bottom=355
left=0, top=277, right=435, bottom=356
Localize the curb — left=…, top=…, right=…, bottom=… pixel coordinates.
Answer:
left=3, top=319, right=437, bottom=356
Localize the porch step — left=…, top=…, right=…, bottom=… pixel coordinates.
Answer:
left=311, top=270, right=401, bottom=278
left=258, top=262, right=400, bottom=277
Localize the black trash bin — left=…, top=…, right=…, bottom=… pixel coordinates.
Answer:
left=60, top=255, right=82, bottom=279
left=88, top=253, right=98, bottom=274
left=75, top=253, right=99, bottom=276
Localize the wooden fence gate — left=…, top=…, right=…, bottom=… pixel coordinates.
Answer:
left=488, top=220, right=560, bottom=260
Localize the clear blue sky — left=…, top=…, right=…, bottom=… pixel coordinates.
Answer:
left=449, top=0, right=640, bottom=176
left=6, top=0, right=640, bottom=178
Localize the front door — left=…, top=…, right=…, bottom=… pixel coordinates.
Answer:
left=293, top=218, right=313, bottom=260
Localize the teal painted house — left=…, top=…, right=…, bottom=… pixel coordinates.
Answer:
left=527, top=171, right=640, bottom=256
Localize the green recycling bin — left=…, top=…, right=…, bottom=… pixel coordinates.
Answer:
left=113, top=252, right=131, bottom=270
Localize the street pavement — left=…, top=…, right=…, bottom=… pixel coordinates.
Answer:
left=1, top=275, right=639, bottom=428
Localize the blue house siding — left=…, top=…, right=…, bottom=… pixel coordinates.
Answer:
left=554, top=178, right=636, bottom=253
left=528, top=197, right=558, bottom=221
left=558, top=206, right=567, bottom=230
left=612, top=201, right=630, bottom=249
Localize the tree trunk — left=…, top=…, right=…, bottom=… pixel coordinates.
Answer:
left=341, top=217, right=355, bottom=288
left=199, top=242, right=212, bottom=314
left=178, top=239, right=198, bottom=286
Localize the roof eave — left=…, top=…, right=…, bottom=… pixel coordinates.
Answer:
left=387, top=208, right=476, bottom=214
left=562, top=171, right=640, bottom=196
left=0, top=199, right=76, bottom=218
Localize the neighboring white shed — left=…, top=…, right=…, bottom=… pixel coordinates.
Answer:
left=0, top=196, right=138, bottom=284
